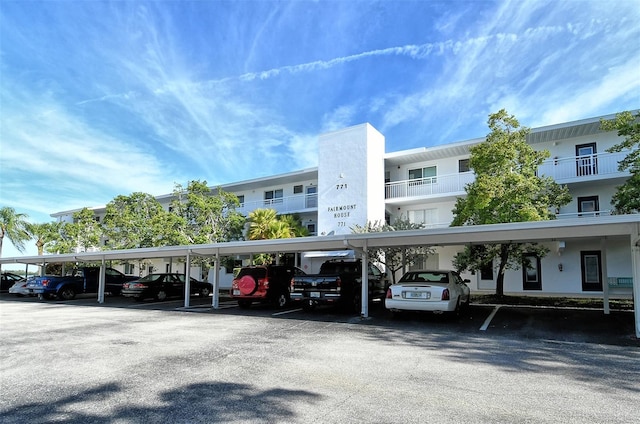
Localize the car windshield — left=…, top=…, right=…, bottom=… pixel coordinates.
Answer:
left=401, top=272, right=448, bottom=283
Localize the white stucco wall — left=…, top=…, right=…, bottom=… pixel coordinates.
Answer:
left=317, top=123, right=386, bottom=235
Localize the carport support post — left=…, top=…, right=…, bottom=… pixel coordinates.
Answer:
left=212, top=250, right=220, bottom=309
left=632, top=229, right=640, bottom=339
left=361, top=242, right=369, bottom=319
left=97, top=258, right=106, bottom=304
left=602, top=238, right=610, bottom=315
left=184, top=251, right=191, bottom=308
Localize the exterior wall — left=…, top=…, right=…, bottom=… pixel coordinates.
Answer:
left=317, top=124, right=385, bottom=235
left=49, top=113, right=635, bottom=298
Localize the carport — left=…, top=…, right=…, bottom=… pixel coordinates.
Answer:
left=1, top=215, right=639, bottom=337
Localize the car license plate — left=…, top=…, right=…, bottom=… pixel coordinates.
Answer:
left=310, top=292, right=320, bottom=298
left=232, top=290, right=240, bottom=296
left=406, top=291, right=429, bottom=299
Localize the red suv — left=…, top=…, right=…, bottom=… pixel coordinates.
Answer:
left=231, top=265, right=305, bottom=308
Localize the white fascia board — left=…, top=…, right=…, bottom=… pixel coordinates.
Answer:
left=3, top=215, right=638, bottom=266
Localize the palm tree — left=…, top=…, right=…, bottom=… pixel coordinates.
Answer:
left=248, top=209, right=279, bottom=240
left=0, top=207, right=30, bottom=258
left=26, top=222, right=61, bottom=255
left=279, top=214, right=309, bottom=237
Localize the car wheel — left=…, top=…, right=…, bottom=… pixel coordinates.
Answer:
left=58, top=287, right=76, bottom=301
left=450, top=299, right=461, bottom=318
left=155, top=290, right=168, bottom=301
left=274, top=292, right=288, bottom=308
left=237, top=300, right=251, bottom=309
left=389, top=309, right=402, bottom=319
left=200, top=286, right=211, bottom=297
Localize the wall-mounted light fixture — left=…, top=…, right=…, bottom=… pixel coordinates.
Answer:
left=558, top=263, right=563, bottom=272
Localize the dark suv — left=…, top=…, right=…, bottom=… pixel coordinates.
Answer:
left=231, top=265, right=305, bottom=308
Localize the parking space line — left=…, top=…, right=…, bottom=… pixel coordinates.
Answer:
left=272, top=308, right=303, bottom=316
left=480, top=305, right=501, bottom=331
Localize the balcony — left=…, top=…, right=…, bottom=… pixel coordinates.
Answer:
left=237, top=193, right=318, bottom=216
left=385, top=172, right=474, bottom=200
left=385, top=151, right=630, bottom=201
left=537, top=151, right=629, bottom=182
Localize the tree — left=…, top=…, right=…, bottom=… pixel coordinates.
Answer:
left=171, top=181, right=245, bottom=244
left=352, top=218, right=434, bottom=284
left=247, top=209, right=309, bottom=265
left=451, top=109, right=571, bottom=296
left=103, top=193, right=183, bottom=249
left=600, top=111, right=640, bottom=214
left=26, top=222, right=62, bottom=255
left=65, top=208, right=103, bottom=253
left=247, top=208, right=280, bottom=240
left=0, top=207, right=30, bottom=258
left=279, top=214, right=310, bottom=238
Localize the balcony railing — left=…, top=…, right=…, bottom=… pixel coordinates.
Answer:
left=385, top=172, right=474, bottom=200
left=385, top=151, right=630, bottom=201
left=236, top=193, right=318, bottom=216
left=537, top=151, right=628, bottom=182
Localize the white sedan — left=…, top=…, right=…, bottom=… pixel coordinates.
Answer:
left=385, top=270, right=471, bottom=316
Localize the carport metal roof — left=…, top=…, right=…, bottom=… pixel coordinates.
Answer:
left=2, top=215, right=639, bottom=337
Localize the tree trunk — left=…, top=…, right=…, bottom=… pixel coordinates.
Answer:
left=495, top=244, right=510, bottom=297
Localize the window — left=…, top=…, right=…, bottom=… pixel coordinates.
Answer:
left=237, top=195, right=244, bottom=205
left=408, top=166, right=437, bottom=183
left=408, top=209, right=437, bottom=226
left=305, top=186, right=317, bottom=208
left=306, top=223, right=316, bottom=235
left=580, top=251, right=602, bottom=291
left=576, top=143, right=597, bottom=176
left=480, top=263, right=493, bottom=280
left=458, top=159, right=470, bottom=173
left=522, top=254, right=541, bottom=290
left=264, top=189, right=283, bottom=205
left=578, top=196, right=599, bottom=217
left=293, top=185, right=303, bottom=194
left=385, top=171, right=390, bottom=183
left=124, top=263, right=135, bottom=274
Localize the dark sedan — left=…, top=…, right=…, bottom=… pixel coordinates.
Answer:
left=121, top=273, right=212, bottom=302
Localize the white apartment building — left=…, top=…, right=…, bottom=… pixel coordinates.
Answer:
left=51, top=112, right=636, bottom=298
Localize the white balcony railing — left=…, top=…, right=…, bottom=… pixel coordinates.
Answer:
left=385, top=172, right=474, bottom=199
left=236, top=193, right=318, bottom=216
left=385, top=151, right=630, bottom=201
left=537, top=151, right=628, bottom=181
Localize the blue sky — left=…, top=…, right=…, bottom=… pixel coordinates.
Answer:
left=1, top=0, right=639, bottom=258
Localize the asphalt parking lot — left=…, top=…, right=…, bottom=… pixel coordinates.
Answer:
left=1, top=293, right=639, bottom=423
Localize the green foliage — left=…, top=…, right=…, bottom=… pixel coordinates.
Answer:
left=600, top=111, right=640, bottom=214
left=452, top=109, right=571, bottom=226
left=451, top=110, right=570, bottom=296
left=352, top=218, right=434, bottom=283
left=247, top=209, right=309, bottom=265
left=0, top=206, right=30, bottom=256
left=26, top=222, right=62, bottom=255
left=103, top=193, right=182, bottom=249
left=247, top=209, right=308, bottom=240
left=171, top=181, right=245, bottom=244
